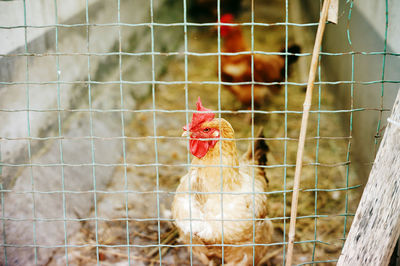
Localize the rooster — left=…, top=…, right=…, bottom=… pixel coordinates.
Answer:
left=219, top=13, right=301, bottom=107
left=172, top=97, right=273, bottom=265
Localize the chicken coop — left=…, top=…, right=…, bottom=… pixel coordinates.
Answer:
left=0, top=0, right=399, bottom=265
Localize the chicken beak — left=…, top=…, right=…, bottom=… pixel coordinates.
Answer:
left=182, top=131, right=190, bottom=137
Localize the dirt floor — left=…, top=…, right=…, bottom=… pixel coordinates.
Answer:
left=48, top=1, right=363, bottom=265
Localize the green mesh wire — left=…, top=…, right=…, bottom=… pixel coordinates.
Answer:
left=0, top=0, right=396, bottom=265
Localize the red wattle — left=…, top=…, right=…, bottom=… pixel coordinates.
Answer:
left=190, top=139, right=209, bottom=158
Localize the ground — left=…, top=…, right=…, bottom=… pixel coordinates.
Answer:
left=48, top=1, right=362, bottom=265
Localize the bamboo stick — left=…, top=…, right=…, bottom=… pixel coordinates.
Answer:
left=285, top=0, right=331, bottom=265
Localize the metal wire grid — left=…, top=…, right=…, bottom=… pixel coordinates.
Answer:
left=0, top=0, right=395, bottom=265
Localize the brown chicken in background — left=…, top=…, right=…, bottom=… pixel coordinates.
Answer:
left=172, top=97, right=273, bottom=265
left=219, top=13, right=301, bottom=107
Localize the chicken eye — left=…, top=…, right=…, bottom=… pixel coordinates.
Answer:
left=203, top=128, right=211, bottom=132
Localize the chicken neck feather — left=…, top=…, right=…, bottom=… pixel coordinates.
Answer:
left=190, top=118, right=243, bottom=192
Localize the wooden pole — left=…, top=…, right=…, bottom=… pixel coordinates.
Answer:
left=337, top=89, right=400, bottom=265
left=285, top=0, right=331, bottom=265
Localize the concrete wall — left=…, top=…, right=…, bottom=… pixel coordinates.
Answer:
left=300, top=0, right=400, bottom=179
left=0, top=0, right=184, bottom=264
left=357, top=0, right=400, bottom=53
left=0, top=0, right=98, bottom=55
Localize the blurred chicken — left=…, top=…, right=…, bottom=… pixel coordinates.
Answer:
left=172, top=97, right=272, bottom=265
left=219, top=13, right=301, bottom=107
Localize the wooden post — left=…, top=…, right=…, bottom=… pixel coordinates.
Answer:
left=337, top=89, right=400, bottom=265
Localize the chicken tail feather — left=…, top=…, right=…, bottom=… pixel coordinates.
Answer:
left=281, top=44, right=301, bottom=65
left=244, top=127, right=270, bottom=183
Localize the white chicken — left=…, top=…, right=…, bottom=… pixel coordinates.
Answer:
left=172, top=97, right=273, bottom=265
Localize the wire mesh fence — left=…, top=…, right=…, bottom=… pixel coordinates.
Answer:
left=0, top=0, right=398, bottom=265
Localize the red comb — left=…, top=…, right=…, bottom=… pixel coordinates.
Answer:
left=220, top=13, right=234, bottom=23
left=183, top=97, right=215, bottom=131
left=219, top=14, right=234, bottom=37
